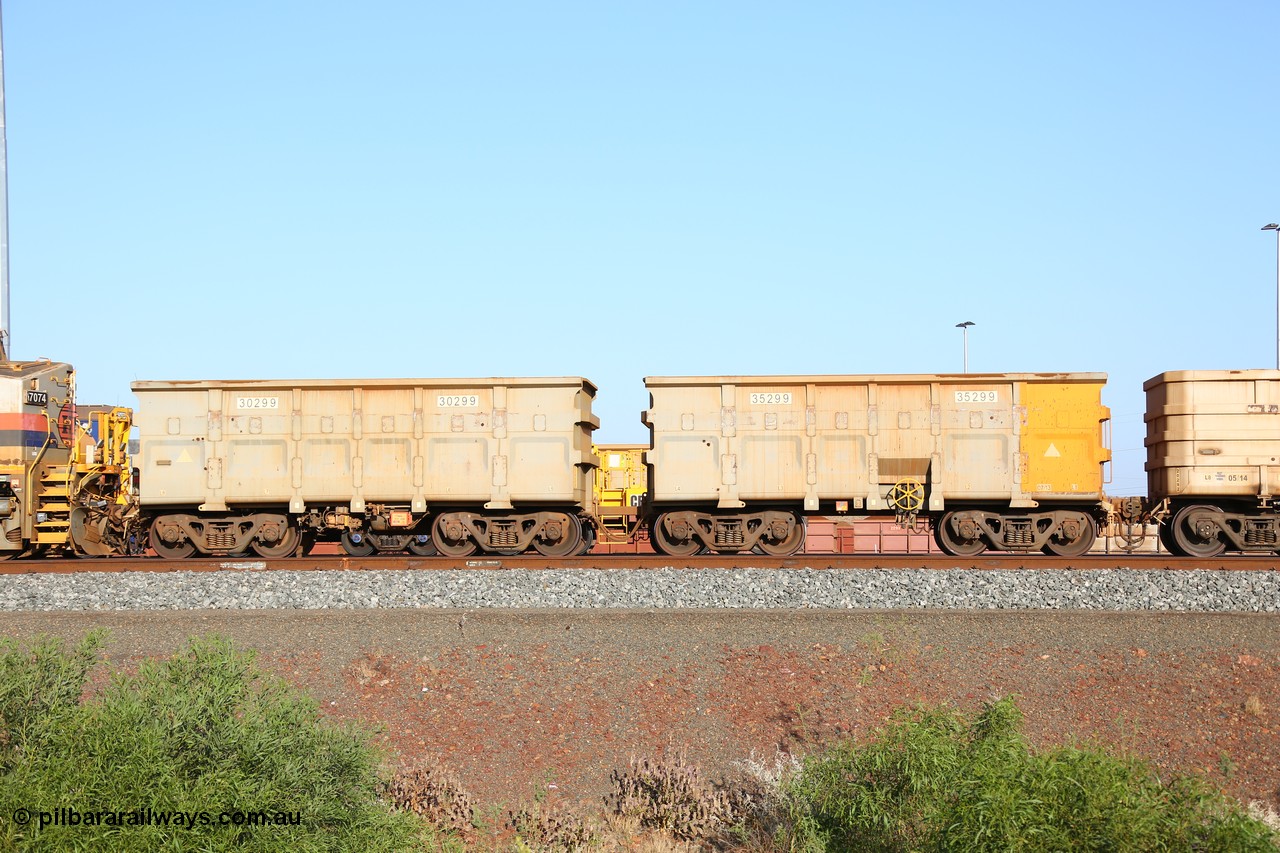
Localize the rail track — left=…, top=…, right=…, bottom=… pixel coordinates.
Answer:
left=3, top=552, right=1278, bottom=574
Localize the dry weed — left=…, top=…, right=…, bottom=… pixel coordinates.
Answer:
left=1247, top=800, right=1280, bottom=833
left=1244, top=694, right=1265, bottom=717
left=384, top=763, right=476, bottom=835
left=595, top=813, right=702, bottom=852
left=736, top=747, right=802, bottom=791
left=607, top=753, right=758, bottom=841
left=508, top=800, right=597, bottom=852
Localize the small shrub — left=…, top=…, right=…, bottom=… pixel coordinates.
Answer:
left=784, top=696, right=1280, bottom=853
left=0, top=633, right=423, bottom=852
left=0, top=631, right=106, bottom=769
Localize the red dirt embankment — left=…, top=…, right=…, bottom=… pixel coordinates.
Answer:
left=1, top=609, right=1275, bottom=812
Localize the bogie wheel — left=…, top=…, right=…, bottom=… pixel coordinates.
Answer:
left=407, top=535, right=438, bottom=556
left=936, top=511, right=987, bottom=557
left=1043, top=515, right=1097, bottom=557
left=341, top=529, right=377, bottom=557
left=252, top=524, right=302, bottom=558
left=534, top=514, right=583, bottom=558
left=757, top=513, right=806, bottom=557
left=651, top=512, right=702, bottom=557
left=150, top=518, right=196, bottom=560
left=433, top=515, right=479, bottom=557
left=575, top=526, right=597, bottom=557
left=1170, top=504, right=1227, bottom=558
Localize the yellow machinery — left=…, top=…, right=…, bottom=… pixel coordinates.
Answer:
left=0, top=357, right=137, bottom=558
left=66, top=406, right=138, bottom=556
left=592, top=444, right=648, bottom=543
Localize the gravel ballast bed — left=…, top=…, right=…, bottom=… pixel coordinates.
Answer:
left=0, top=568, right=1277, bottom=612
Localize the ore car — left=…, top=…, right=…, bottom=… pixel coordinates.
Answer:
left=1146, top=369, right=1280, bottom=556
left=132, top=377, right=599, bottom=558
left=642, top=373, right=1111, bottom=557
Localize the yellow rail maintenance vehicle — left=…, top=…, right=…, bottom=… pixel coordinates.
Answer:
left=0, top=356, right=137, bottom=558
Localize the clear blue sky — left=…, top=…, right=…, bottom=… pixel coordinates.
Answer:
left=4, top=1, right=1278, bottom=497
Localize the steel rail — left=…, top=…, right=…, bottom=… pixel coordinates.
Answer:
left=1, top=553, right=1277, bottom=575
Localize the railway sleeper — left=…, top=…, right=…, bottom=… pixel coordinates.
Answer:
left=149, top=513, right=300, bottom=559
left=651, top=509, right=805, bottom=557
left=937, top=509, right=1097, bottom=557
left=431, top=510, right=585, bottom=557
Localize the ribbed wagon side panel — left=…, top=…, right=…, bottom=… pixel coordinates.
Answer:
left=133, top=377, right=598, bottom=513
left=1145, top=369, right=1280, bottom=501
left=644, top=373, right=1109, bottom=512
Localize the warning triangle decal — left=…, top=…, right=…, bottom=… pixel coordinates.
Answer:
left=1044, top=443, right=1061, bottom=457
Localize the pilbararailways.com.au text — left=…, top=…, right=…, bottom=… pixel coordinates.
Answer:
left=11, top=807, right=301, bottom=831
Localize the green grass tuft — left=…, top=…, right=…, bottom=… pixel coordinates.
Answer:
left=782, top=696, right=1279, bottom=852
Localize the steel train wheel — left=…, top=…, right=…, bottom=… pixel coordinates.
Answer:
left=757, top=513, right=805, bottom=557
left=340, top=529, right=377, bottom=557
left=533, top=515, right=583, bottom=557
left=651, top=512, right=701, bottom=557
left=251, top=524, right=302, bottom=558
left=1043, top=515, right=1097, bottom=558
left=407, top=535, right=438, bottom=556
left=432, top=515, right=479, bottom=557
left=150, top=517, right=195, bottom=560
left=1170, top=504, right=1227, bottom=558
left=935, top=511, right=986, bottom=557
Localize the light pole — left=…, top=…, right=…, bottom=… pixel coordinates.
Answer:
left=1266, top=224, right=1280, bottom=370
left=955, top=321, right=975, bottom=373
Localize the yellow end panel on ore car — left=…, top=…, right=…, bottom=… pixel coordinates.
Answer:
left=1020, top=381, right=1110, bottom=497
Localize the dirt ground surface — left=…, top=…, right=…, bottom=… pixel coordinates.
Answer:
left=2, top=609, right=1277, bottom=815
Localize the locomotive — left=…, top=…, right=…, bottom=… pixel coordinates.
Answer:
left=2, top=353, right=1277, bottom=560
left=0, top=357, right=135, bottom=559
